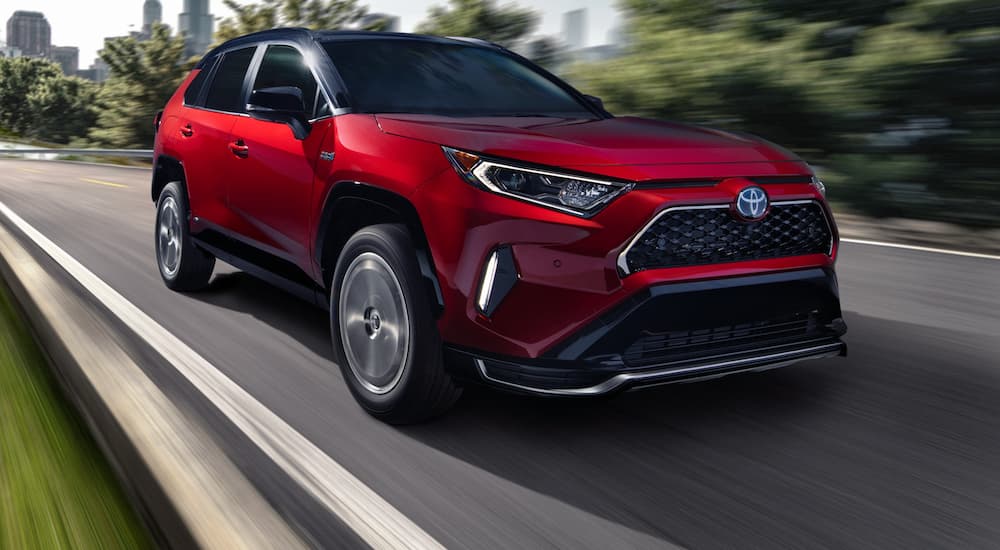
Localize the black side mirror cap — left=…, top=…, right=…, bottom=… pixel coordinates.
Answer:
left=584, top=94, right=605, bottom=111
left=247, top=86, right=311, bottom=139
left=249, top=86, right=305, bottom=113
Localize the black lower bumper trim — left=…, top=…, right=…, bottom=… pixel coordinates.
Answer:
left=549, top=268, right=844, bottom=365
left=446, top=268, right=847, bottom=396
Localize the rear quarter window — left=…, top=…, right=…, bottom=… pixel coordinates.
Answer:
left=182, top=61, right=214, bottom=106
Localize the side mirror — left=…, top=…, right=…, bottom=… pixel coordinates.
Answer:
left=247, top=86, right=311, bottom=139
left=584, top=94, right=605, bottom=112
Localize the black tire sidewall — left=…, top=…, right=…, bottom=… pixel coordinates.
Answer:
left=155, top=182, right=184, bottom=285
left=330, top=224, right=447, bottom=419
left=155, top=181, right=213, bottom=290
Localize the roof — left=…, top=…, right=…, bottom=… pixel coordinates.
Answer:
left=196, top=28, right=507, bottom=72
left=201, top=27, right=498, bottom=61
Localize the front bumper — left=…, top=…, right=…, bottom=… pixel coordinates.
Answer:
left=417, top=162, right=838, bottom=360
left=446, top=268, right=847, bottom=396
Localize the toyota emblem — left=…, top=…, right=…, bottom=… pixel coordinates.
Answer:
left=735, top=186, right=769, bottom=220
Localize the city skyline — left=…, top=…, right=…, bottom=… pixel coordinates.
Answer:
left=1, top=0, right=620, bottom=66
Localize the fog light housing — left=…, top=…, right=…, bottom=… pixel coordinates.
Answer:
left=476, top=246, right=518, bottom=317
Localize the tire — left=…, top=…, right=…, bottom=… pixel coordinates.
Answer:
left=155, top=181, right=215, bottom=291
left=331, top=224, right=461, bottom=423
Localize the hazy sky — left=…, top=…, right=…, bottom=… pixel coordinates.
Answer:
left=1, top=0, right=620, bottom=68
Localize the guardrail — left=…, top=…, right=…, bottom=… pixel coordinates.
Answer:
left=1, top=148, right=154, bottom=158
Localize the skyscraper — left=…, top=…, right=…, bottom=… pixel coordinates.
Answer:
left=143, top=0, right=163, bottom=37
left=50, top=46, right=79, bottom=75
left=179, top=0, right=213, bottom=57
left=6, top=11, right=52, bottom=57
left=563, top=9, right=586, bottom=52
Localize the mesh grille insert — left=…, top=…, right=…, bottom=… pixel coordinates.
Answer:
left=623, top=202, right=832, bottom=272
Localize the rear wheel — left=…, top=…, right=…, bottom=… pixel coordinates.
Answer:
left=155, top=181, right=215, bottom=291
left=331, top=224, right=461, bottom=423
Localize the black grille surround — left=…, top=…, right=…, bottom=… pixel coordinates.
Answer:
left=619, top=201, right=833, bottom=274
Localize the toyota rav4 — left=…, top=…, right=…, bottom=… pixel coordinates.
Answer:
left=152, top=29, right=847, bottom=423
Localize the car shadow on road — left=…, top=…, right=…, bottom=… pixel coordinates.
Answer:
left=178, top=275, right=1000, bottom=547
left=397, top=311, right=1000, bottom=548
left=194, top=271, right=335, bottom=362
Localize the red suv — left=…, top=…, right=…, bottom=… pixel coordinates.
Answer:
left=152, top=29, right=846, bottom=423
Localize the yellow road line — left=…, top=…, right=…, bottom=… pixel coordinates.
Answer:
left=79, top=177, right=128, bottom=189
left=18, top=167, right=43, bottom=174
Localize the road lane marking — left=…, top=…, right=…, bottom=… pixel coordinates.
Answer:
left=80, top=177, right=128, bottom=188
left=0, top=201, right=444, bottom=549
left=841, top=238, right=1000, bottom=261
left=18, top=167, right=43, bottom=174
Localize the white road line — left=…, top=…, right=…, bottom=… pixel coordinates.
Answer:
left=0, top=201, right=443, bottom=550
left=841, top=238, right=1000, bottom=261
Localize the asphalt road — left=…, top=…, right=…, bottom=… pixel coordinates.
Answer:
left=1, top=159, right=999, bottom=549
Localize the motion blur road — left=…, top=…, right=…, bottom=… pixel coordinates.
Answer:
left=1, top=159, right=999, bottom=549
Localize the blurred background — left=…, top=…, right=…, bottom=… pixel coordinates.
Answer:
left=1, top=0, right=999, bottom=230
left=1, top=2, right=999, bottom=549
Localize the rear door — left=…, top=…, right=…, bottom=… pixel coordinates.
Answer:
left=226, top=44, right=333, bottom=272
left=178, top=45, right=257, bottom=229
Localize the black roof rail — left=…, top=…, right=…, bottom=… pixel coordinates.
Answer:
left=446, top=36, right=504, bottom=49
left=197, top=27, right=315, bottom=67
left=195, top=29, right=506, bottom=68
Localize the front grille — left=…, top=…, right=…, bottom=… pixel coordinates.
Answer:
left=622, top=202, right=832, bottom=273
left=623, top=311, right=829, bottom=368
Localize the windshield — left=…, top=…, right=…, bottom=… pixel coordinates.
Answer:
left=322, top=39, right=597, bottom=118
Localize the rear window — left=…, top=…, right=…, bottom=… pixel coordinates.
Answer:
left=322, top=39, right=594, bottom=118
left=204, top=47, right=256, bottom=113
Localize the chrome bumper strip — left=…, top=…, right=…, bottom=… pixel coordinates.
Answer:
left=475, top=341, right=844, bottom=396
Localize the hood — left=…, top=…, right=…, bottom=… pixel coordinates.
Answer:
left=375, top=114, right=801, bottom=168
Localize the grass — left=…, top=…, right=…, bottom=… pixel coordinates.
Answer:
left=0, top=284, right=151, bottom=549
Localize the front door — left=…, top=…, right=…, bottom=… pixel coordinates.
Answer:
left=226, top=44, right=332, bottom=272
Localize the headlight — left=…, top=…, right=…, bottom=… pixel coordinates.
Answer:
left=443, top=147, right=632, bottom=216
left=811, top=176, right=826, bottom=197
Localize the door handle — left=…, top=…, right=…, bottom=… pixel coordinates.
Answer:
left=229, top=139, right=249, bottom=158
left=180, top=124, right=194, bottom=137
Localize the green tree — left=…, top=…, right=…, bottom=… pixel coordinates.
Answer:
left=416, top=0, right=538, bottom=47
left=215, top=0, right=369, bottom=44
left=525, top=37, right=563, bottom=69
left=27, top=76, right=98, bottom=143
left=833, top=1, right=1000, bottom=224
left=0, top=57, right=62, bottom=136
left=572, top=10, right=837, bottom=153
left=89, top=23, right=188, bottom=148
left=569, top=0, right=1000, bottom=226
left=0, top=56, right=96, bottom=143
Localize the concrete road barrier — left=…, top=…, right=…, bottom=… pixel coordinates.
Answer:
left=0, top=214, right=306, bottom=549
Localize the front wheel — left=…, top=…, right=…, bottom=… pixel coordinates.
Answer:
left=331, top=224, right=461, bottom=424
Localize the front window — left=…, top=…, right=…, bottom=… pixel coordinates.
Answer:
left=252, top=45, right=329, bottom=119
left=322, top=39, right=596, bottom=118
